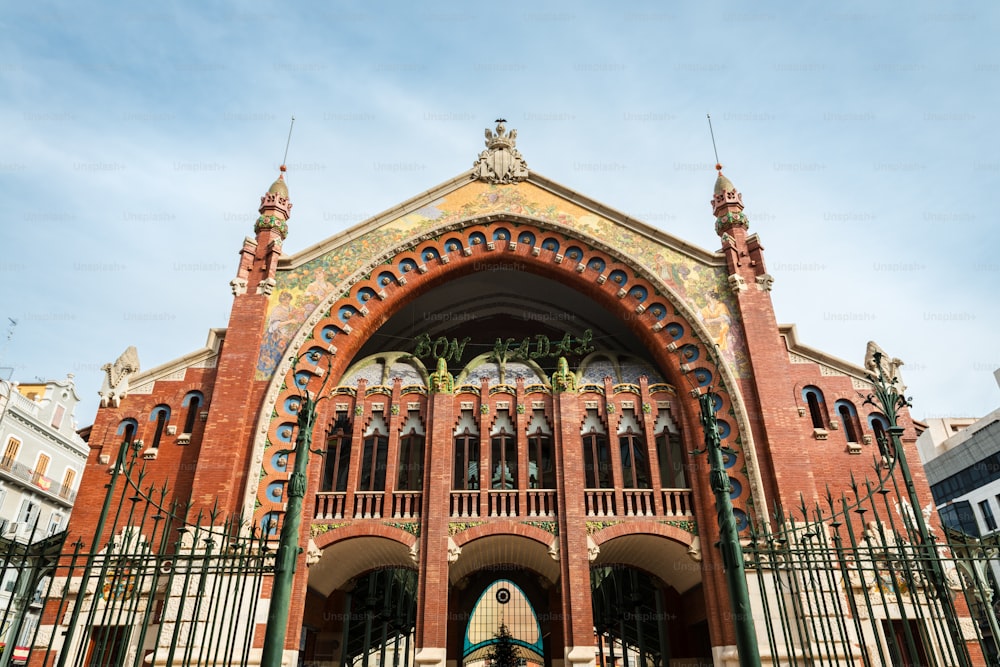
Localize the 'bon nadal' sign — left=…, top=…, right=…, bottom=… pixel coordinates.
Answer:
left=412, top=330, right=595, bottom=365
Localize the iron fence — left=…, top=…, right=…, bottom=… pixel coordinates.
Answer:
left=0, top=440, right=273, bottom=667
left=744, top=456, right=1000, bottom=667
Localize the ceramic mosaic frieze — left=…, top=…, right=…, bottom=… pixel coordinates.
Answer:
left=255, top=180, right=749, bottom=380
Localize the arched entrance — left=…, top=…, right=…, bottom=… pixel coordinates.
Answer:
left=459, top=577, right=547, bottom=667
left=251, top=216, right=764, bottom=530
left=256, top=214, right=766, bottom=664
left=591, top=565, right=711, bottom=667
left=303, top=532, right=419, bottom=667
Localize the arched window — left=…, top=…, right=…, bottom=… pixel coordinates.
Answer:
left=654, top=410, right=688, bottom=488
left=869, top=413, right=891, bottom=458
left=322, top=411, right=352, bottom=492
left=397, top=410, right=425, bottom=491
left=618, top=410, right=651, bottom=489
left=490, top=410, right=517, bottom=490
left=149, top=405, right=170, bottom=449
left=526, top=410, right=554, bottom=489
left=359, top=413, right=389, bottom=492
left=181, top=391, right=204, bottom=436
left=582, top=409, right=612, bottom=489
left=802, top=386, right=827, bottom=429
left=453, top=410, right=480, bottom=490
left=2, top=437, right=21, bottom=470
left=116, top=419, right=138, bottom=445
left=835, top=400, right=862, bottom=443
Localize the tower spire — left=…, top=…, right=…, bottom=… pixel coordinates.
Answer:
left=711, top=167, right=748, bottom=238
left=256, top=164, right=292, bottom=240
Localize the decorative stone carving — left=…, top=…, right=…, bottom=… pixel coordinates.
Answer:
left=551, top=357, right=576, bottom=393
left=864, top=341, right=906, bottom=396
left=727, top=273, right=747, bottom=293
left=548, top=537, right=559, bottom=561
left=586, top=535, right=600, bottom=562
left=755, top=273, right=774, bottom=291
left=471, top=120, right=529, bottom=184
left=99, top=346, right=140, bottom=408
left=257, top=277, right=276, bottom=296
left=429, top=357, right=454, bottom=394
left=687, top=536, right=702, bottom=562
left=230, top=277, right=248, bottom=296
left=714, top=210, right=749, bottom=235
left=306, top=539, right=321, bottom=566
left=447, top=536, right=461, bottom=563
left=410, top=541, right=419, bottom=564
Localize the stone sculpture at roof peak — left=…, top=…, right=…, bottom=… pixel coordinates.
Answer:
left=472, top=120, right=529, bottom=185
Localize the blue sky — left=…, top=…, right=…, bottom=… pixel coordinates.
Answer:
left=2, top=1, right=998, bottom=430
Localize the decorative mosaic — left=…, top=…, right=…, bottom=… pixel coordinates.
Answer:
left=523, top=521, right=558, bottom=535
left=342, top=360, right=385, bottom=388
left=580, top=360, right=616, bottom=385
left=311, top=522, right=349, bottom=537
left=384, top=521, right=420, bottom=537
left=255, top=180, right=749, bottom=380
left=663, top=519, right=698, bottom=535
left=449, top=521, right=486, bottom=536
left=586, top=520, right=623, bottom=535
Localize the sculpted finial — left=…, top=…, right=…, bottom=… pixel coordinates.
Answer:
left=864, top=341, right=906, bottom=396
left=472, top=120, right=529, bottom=184
left=99, top=346, right=140, bottom=408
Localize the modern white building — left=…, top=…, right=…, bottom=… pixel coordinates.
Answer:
left=0, top=375, right=89, bottom=652
left=920, top=370, right=1000, bottom=539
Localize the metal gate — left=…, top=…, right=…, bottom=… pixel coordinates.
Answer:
left=737, top=355, right=1000, bottom=667
left=0, top=439, right=273, bottom=667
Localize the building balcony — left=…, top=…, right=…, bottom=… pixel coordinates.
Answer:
left=0, top=461, right=76, bottom=505
left=313, top=487, right=694, bottom=522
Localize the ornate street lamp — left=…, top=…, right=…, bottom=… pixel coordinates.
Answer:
left=261, top=352, right=332, bottom=667
left=692, top=387, right=761, bottom=667
left=863, top=350, right=973, bottom=667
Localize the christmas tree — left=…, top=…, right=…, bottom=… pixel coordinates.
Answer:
left=485, top=621, right=521, bottom=667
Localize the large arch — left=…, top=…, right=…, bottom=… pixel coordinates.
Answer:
left=245, top=214, right=767, bottom=530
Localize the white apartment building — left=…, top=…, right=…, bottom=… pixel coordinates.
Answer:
left=0, top=375, right=89, bottom=651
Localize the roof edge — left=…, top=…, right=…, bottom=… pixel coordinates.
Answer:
left=128, top=328, right=226, bottom=387
left=277, top=169, right=724, bottom=270
left=779, top=323, right=871, bottom=383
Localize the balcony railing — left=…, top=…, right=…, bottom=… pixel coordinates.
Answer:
left=315, top=492, right=346, bottom=520
left=313, top=487, right=694, bottom=522
left=622, top=489, right=655, bottom=517
left=585, top=489, right=616, bottom=517
left=488, top=491, right=518, bottom=518
left=526, top=489, right=557, bottom=516
left=391, top=491, right=421, bottom=519
left=353, top=492, right=384, bottom=519
left=450, top=491, right=480, bottom=518
left=0, top=460, right=76, bottom=504
left=661, top=488, right=695, bottom=517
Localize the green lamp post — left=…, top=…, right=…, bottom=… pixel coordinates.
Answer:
left=864, top=350, right=973, bottom=667
left=261, top=353, right=330, bottom=667
left=696, top=388, right=761, bottom=667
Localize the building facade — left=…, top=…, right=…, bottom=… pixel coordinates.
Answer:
left=920, top=370, right=1000, bottom=548
left=0, top=376, right=88, bottom=653
left=42, top=124, right=969, bottom=667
